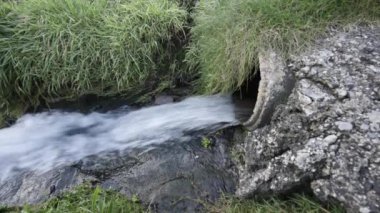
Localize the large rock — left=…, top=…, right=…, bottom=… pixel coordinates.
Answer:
left=0, top=131, right=237, bottom=212
left=238, top=26, right=380, bottom=213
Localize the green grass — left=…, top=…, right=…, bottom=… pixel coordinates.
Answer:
left=0, top=186, right=345, bottom=213
left=0, top=184, right=144, bottom=213
left=208, top=195, right=345, bottom=213
left=2, top=0, right=379, bottom=124
left=186, top=0, right=380, bottom=93
left=0, top=0, right=187, bottom=112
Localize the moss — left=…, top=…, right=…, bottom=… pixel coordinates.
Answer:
left=201, top=136, right=213, bottom=149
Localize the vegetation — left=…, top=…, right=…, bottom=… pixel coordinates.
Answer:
left=0, top=184, right=144, bottom=213
left=201, top=136, right=213, bottom=148
left=0, top=0, right=379, bottom=125
left=0, top=0, right=187, bottom=115
left=186, top=0, right=380, bottom=93
left=0, top=188, right=344, bottom=213
left=208, top=195, right=345, bottom=213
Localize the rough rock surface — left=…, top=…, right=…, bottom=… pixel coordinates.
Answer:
left=238, top=26, right=380, bottom=213
left=0, top=132, right=237, bottom=212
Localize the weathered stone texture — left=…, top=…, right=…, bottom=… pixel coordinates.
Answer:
left=238, top=26, right=380, bottom=213
left=0, top=134, right=237, bottom=213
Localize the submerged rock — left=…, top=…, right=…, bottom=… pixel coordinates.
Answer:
left=238, top=26, right=380, bottom=213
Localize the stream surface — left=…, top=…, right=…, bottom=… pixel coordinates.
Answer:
left=0, top=95, right=240, bottom=181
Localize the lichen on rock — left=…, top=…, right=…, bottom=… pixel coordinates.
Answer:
left=238, top=25, right=380, bottom=213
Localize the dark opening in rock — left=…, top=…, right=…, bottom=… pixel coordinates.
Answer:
left=233, top=69, right=261, bottom=123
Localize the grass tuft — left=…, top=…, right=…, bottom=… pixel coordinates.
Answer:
left=186, top=0, right=380, bottom=93
left=208, top=195, right=345, bottom=213
left=0, top=189, right=345, bottom=213
left=1, top=184, right=144, bottom=213
left=0, top=0, right=187, bottom=111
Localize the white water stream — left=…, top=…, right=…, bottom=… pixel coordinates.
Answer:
left=0, top=95, right=239, bottom=180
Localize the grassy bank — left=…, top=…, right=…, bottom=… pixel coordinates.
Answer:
left=186, top=0, right=380, bottom=93
left=0, top=185, right=344, bottom=213
left=208, top=195, right=344, bottom=213
left=0, top=185, right=143, bottom=213
left=0, top=0, right=187, bottom=116
left=1, top=0, right=379, bottom=123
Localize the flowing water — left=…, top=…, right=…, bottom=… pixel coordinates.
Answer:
left=0, top=95, right=241, bottom=181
